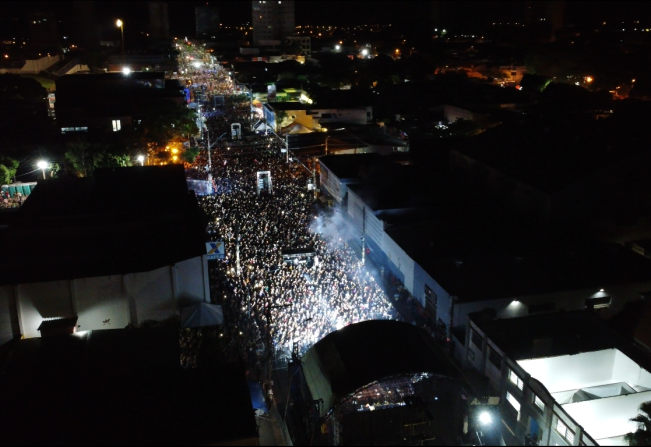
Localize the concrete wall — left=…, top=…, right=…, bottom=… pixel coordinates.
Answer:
left=518, top=350, right=618, bottom=393
left=0, top=286, right=18, bottom=346
left=382, top=232, right=415, bottom=295
left=11, top=256, right=207, bottom=338
left=17, top=281, right=74, bottom=338
left=72, top=276, right=129, bottom=332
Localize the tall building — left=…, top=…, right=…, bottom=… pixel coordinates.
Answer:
left=430, top=1, right=448, bottom=32
left=149, top=1, right=170, bottom=39
left=524, top=1, right=565, bottom=40
left=252, top=0, right=295, bottom=46
left=72, top=1, right=100, bottom=49
left=28, top=11, right=59, bottom=51
left=195, top=6, right=220, bottom=38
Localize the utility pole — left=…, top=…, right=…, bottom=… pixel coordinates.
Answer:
left=361, top=207, right=366, bottom=265
left=206, top=126, right=212, bottom=181
left=312, top=169, right=317, bottom=202
left=325, top=135, right=329, bottom=155
left=285, top=134, right=289, bottom=164
left=236, top=229, right=241, bottom=277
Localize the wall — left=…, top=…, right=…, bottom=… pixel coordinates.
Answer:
left=11, top=255, right=207, bottom=337
left=21, top=55, right=60, bottom=74
left=319, top=163, right=345, bottom=205
left=0, top=286, right=18, bottom=346
left=175, top=256, right=209, bottom=305
left=72, top=276, right=129, bottom=332
left=518, top=350, right=618, bottom=393
left=611, top=350, right=651, bottom=389
left=453, top=281, right=651, bottom=330
left=382, top=232, right=415, bottom=294
left=124, top=266, right=175, bottom=325
left=17, top=281, right=74, bottom=338
left=346, top=188, right=365, bottom=232
left=563, top=390, right=651, bottom=442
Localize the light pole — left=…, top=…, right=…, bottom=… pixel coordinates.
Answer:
left=37, top=160, right=49, bottom=180
left=116, top=19, right=125, bottom=57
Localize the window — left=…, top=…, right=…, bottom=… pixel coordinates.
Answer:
left=506, top=391, right=521, bottom=421
left=112, top=120, right=121, bottom=132
left=509, top=369, right=524, bottom=391
left=425, top=285, right=437, bottom=319
left=61, top=127, right=88, bottom=133
left=488, top=347, right=502, bottom=369
left=556, top=418, right=575, bottom=444
left=534, top=394, right=545, bottom=412
left=471, top=329, right=483, bottom=348
left=586, top=296, right=611, bottom=310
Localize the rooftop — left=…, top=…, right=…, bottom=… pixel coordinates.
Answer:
left=0, top=329, right=257, bottom=445
left=386, top=223, right=651, bottom=302
left=319, top=153, right=382, bottom=180
left=0, top=166, right=208, bottom=286
left=456, top=116, right=651, bottom=194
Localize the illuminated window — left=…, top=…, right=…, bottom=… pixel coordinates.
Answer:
left=509, top=369, right=524, bottom=391
left=556, top=418, right=575, bottom=444
left=112, top=120, right=121, bottom=132
left=506, top=391, right=521, bottom=421
left=534, top=394, right=545, bottom=412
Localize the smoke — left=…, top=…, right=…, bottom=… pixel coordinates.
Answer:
left=310, top=209, right=359, bottom=243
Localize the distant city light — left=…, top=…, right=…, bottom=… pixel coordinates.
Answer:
left=122, top=67, right=131, bottom=75
left=361, top=48, right=369, bottom=56
left=335, top=45, right=341, bottom=50
left=193, top=61, right=202, bottom=68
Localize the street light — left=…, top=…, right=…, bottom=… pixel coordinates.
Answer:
left=479, top=412, right=492, bottom=426
left=137, top=155, right=145, bottom=166
left=37, top=160, right=49, bottom=180
left=116, top=19, right=125, bottom=56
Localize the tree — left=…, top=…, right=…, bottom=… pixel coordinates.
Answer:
left=182, top=146, right=200, bottom=164
left=65, top=136, right=133, bottom=178
left=625, top=402, right=651, bottom=446
left=0, top=154, right=19, bottom=184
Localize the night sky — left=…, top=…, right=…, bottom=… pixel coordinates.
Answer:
left=2, top=1, right=651, bottom=38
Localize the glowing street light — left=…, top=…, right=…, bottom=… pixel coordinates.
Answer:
left=122, top=67, right=131, bottom=75
left=585, top=76, right=594, bottom=83
left=116, top=19, right=125, bottom=56
left=479, top=412, right=492, bottom=426
left=335, top=45, right=341, bottom=50
left=37, top=160, right=49, bottom=180
left=137, top=155, right=145, bottom=166
left=361, top=48, right=369, bottom=57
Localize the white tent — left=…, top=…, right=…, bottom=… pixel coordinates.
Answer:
left=180, top=303, right=224, bottom=328
left=282, top=122, right=313, bottom=134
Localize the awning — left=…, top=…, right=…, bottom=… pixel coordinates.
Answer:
left=180, top=303, right=224, bottom=328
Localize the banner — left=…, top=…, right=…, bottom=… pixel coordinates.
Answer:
left=256, top=171, right=272, bottom=195
left=206, top=241, right=225, bottom=260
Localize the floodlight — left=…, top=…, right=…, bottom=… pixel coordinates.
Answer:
left=479, top=412, right=492, bottom=425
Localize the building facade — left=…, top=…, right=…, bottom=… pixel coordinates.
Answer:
left=149, top=1, right=170, bottom=39
left=195, top=6, right=220, bottom=38
left=252, top=1, right=295, bottom=46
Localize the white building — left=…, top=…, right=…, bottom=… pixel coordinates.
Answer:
left=252, top=0, right=295, bottom=46
left=0, top=166, right=211, bottom=345
left=465, top=311, right=651, bottom=446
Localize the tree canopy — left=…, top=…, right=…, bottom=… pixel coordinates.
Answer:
left=0, top=154, right=19, bottom=185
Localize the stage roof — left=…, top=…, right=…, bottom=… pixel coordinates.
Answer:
left=302, top=320, right=460, bottom=417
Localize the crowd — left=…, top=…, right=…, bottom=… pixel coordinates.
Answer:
left=179, top=44, right=401, bottom=369
left=1, top=191, right=26, bottom=209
